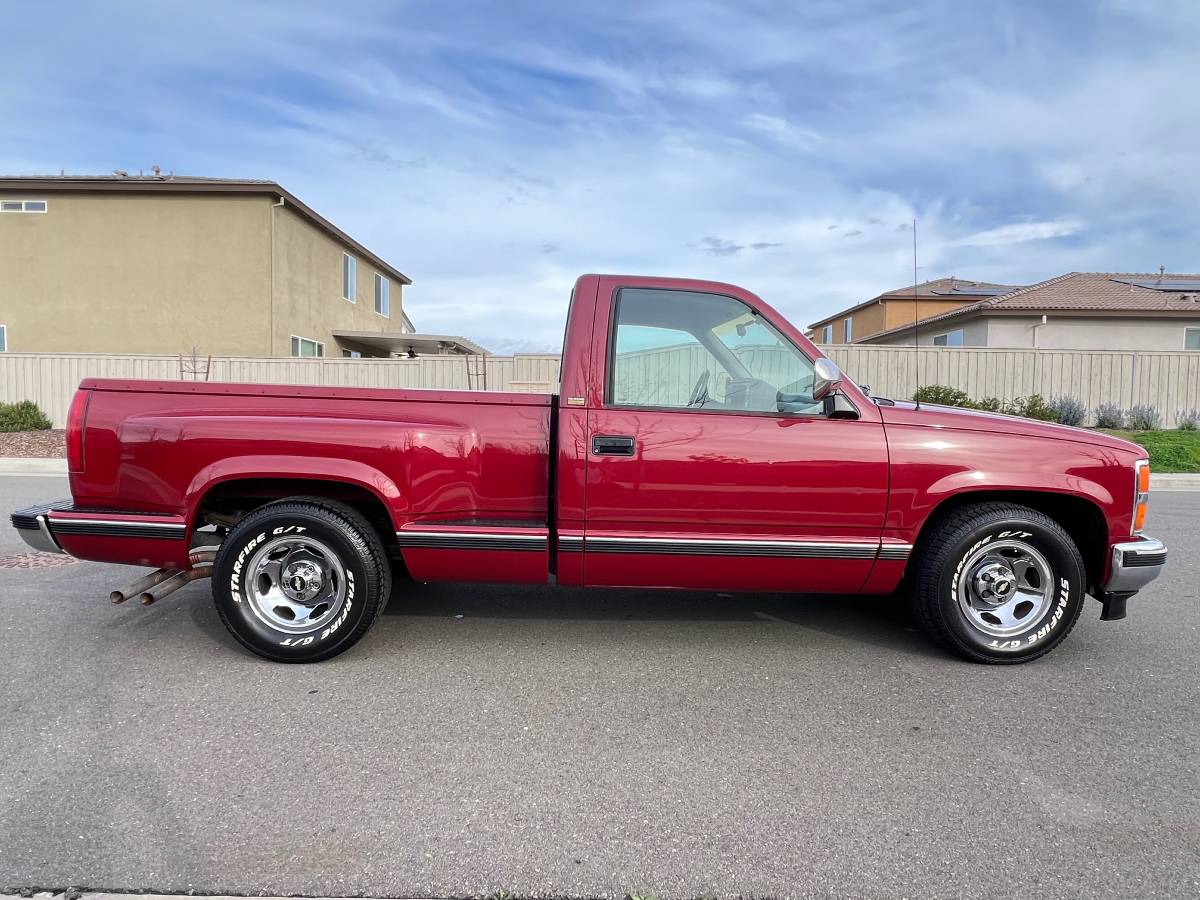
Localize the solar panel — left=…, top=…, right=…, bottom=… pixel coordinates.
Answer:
left=1112, top=278, right=1200, bottom=292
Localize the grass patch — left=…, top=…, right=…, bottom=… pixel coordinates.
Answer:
left=1098, top=429, right=1200, bottom=473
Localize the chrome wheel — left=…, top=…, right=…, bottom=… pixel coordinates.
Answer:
left=244, top=535, right=347, bottom=634
left=956, top=539, right=1054, bottom=637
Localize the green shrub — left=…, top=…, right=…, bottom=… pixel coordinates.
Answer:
left=1049, top=395, right=1088, bottom=427
left=912, top=384, right=971, bottom=407
left=973, top=397, right=1005, bottom=412
left=1011, top=394, right=1058, bottom=422
left=1175, top=409, right=1199, bottom=431
left=1128, top=404, right=1162, bottom=431
left=0, top=400, right=52, bottom=432
left=1095, top=403, right=1126, bottom=429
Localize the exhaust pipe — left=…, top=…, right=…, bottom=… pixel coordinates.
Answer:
left=138, top=563, right=212, bottom=606
left=111, top=567, right=181, bottom=604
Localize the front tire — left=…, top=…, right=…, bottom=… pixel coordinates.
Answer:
left=913, top=503, right=1086, bottom=664
left=212, top=498, right=391, bottom=663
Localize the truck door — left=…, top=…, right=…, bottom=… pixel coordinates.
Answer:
left=580, top=281, right=891, bottom=592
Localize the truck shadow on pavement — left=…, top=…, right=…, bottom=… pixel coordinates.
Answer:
left=375, top=579, right=945, bottom=660
left=178, top=576, right=944, bottom=661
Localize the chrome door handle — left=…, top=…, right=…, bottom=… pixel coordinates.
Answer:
left=592, top=435, right=636, bottom=456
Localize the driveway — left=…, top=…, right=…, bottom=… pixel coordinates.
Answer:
left=1, top=477, right=1197, bottom=899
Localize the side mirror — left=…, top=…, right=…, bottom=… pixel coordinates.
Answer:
left=811, top=358, right=843, bottom=401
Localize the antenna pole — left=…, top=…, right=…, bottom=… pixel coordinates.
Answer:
left=913, top=218, right=920, bottom=408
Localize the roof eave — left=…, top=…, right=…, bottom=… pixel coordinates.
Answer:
left=0, top=177, right=413, bottom=286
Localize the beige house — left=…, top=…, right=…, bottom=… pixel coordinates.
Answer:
left=859, top=272, right=1200, bottom=349
left=807, top=277, right=1017, bottom=345
left=0, top=175, right=452, bottom=359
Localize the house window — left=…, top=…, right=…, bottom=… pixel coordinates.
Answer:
left=342, top=349, right=362, bottom=358
left=821, top=324, right=833, bottom=343
left=1, top=199, right=47, bottom=213
left=374, top=273, right=390, bottom=317
left=933, top=329, right=965, bottom=347
left=290, top=335, right=325, bottom=358
left=843, top=317, right=853, bottom=343
left=342, top=253, right=356, bottom=302
left=1186, top=328, right=1200, bottom=350
left=0, top=325, right=6, bottom=351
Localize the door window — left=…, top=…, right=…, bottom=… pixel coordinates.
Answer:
left=608, top=288, right=819, bottom=414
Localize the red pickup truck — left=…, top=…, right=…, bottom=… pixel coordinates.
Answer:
left=12, top=274, right=1166, bottom=664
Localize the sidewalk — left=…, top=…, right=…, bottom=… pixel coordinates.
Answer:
left=0, top=457, right=67, bottom=475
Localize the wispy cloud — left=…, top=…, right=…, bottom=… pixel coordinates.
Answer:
left=3, top=0, right=1198, bottom=348
left=958, top=219, right=1086, bottom=248
left=742, top=113, right=821, bottom=151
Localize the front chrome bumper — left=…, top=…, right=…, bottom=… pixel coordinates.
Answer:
left=1104, top=536, right=1167, bottom=594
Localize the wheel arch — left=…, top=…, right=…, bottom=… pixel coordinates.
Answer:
left=913, top=489, right=1109, bottom=593
left=189, top=473, right=401, bottom=557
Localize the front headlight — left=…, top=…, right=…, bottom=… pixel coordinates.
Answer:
left=1134, top=459, right=1150, bottom=534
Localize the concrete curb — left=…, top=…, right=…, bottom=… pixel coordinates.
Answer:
left=0, top=457, right=67, bottom=475
left=1150, top=473, right=1200, bottom=490
left=3, top=895, right=434, bottom=900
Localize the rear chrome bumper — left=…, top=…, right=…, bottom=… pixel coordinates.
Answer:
left=10, top=501, right=69, bottom=554
left=1104, top=536, right=1167, bottom=594
left=11, top=500, right=187, bottom=555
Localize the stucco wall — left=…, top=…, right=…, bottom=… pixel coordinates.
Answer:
left=870, top=315, right=1200, bottom=349
left=867, top=316, right=989, bottom=346
left=983, top=315, right=1200, bottom=350
left=270, top=203, right=405, bottom=357
left=0, top=192, right=272, bottom=355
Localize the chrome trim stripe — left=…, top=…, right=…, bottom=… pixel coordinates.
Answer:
left=48, top=516, right=185, bottom=529
left=49, top=521, right=187, bottom=540
left=398, top=529, right=914, bottom=560
left=396, top=530, right=547, bottom=552
left=583, top=535, right=892, bottom=559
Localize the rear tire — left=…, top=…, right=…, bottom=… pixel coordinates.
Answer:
left=913, top=503, right=1085, bottom=664
left=212, top=498, right=391, bottom=663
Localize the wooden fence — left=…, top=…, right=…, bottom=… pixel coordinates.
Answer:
left=3, top=347, right=1199, bottom=427
left=0, top=353, right=561, bottom=426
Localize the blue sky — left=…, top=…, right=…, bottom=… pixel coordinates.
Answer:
left=4, top=0, right=1199, bottom=352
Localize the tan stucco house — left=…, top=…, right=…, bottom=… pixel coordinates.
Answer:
left=807, top=277, right=1018, bottom=345
left=859, top=272, right=1200, bottom=350
left=0, top=175, right=455, bottom=359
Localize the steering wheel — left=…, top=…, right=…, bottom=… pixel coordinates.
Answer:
left=687, top=369, right=711, bottom=407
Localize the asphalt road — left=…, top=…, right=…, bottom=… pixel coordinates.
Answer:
left=1, top=476, right=1197, bottom=899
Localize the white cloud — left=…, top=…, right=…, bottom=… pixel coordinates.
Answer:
left=742, top=113, right=820, bottom=151
left=957, top=220, right=1086, bottom=248
left=2, top=0, right=1198, bottom=349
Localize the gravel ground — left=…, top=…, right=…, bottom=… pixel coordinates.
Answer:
left=0, top=477, right=1196, bottom=899
left=0, top=430, right=65, bottom=457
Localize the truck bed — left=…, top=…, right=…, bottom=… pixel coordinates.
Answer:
left=61, top=378, right=554, bottom=576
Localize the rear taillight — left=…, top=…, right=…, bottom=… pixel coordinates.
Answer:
left=66, top=389, right=90, bottom=473
left=1133, top=459, right=1150, bottom=534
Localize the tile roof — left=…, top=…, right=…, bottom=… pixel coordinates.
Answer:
left=862, top=272, right=1200, bottom=342
left=808, top=277, right=1015, bottom=330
